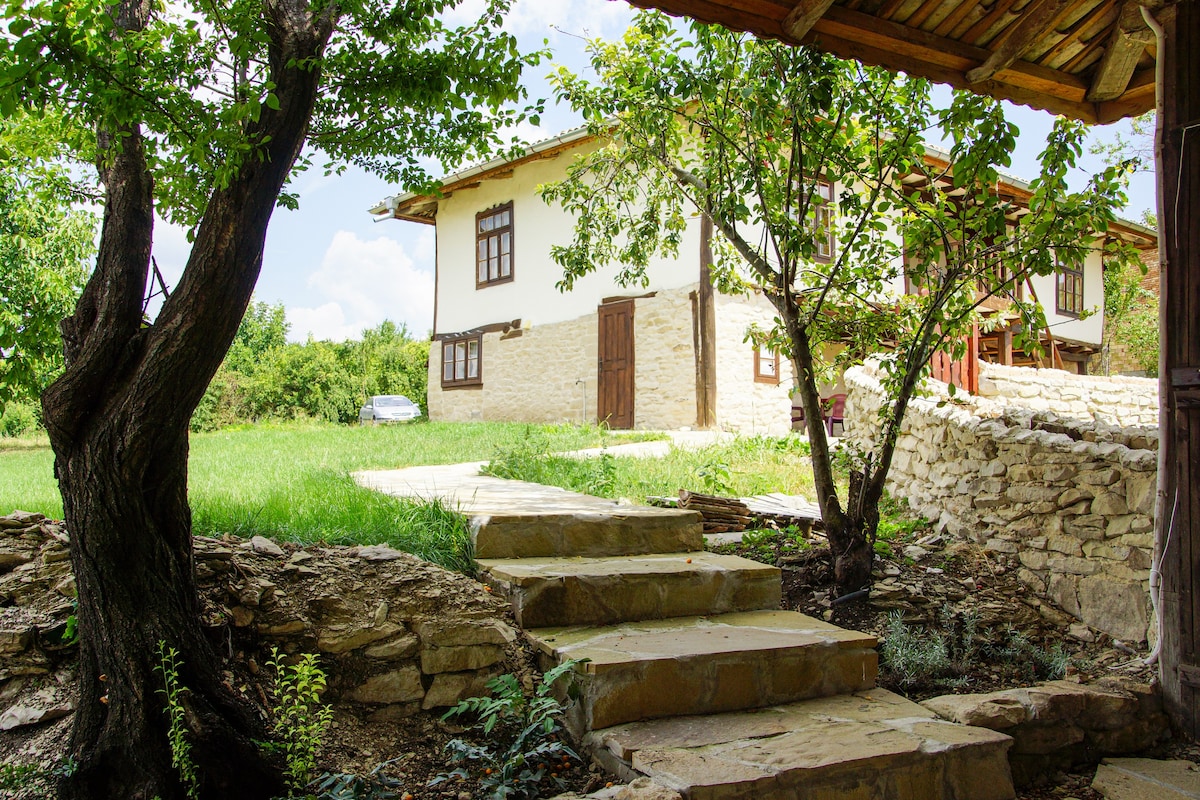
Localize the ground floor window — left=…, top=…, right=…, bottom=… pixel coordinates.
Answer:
left=754, top=347, right=780, bottom=384
left=441, top=334, right=481, bottom=388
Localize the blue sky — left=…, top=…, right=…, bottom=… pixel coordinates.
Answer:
left=150, top=0, right=1158, bottom=343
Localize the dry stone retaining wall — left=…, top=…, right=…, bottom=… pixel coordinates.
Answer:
left=0, top=513, right=516, bottom=721
left=845, top=363, right=1159, bottom=643
left=974, top=363, right=1158, bottom=426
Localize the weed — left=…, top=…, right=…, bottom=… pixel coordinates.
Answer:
left=267, top=649, right=333, bottom=795
left=154, top=642, right=200, bottom=799
left=695, top=461, right=733, bottom=495
left=308, top=758, right=406, bottom=799
left=430, top=660, right=586, bottom=799
left=984, top=627, right=1072, bottom=682
left=0, top=758, right=76, bottom=798
left=739, top=528, right=777, bottom=562
left=880, top=611, right=955, bottom=687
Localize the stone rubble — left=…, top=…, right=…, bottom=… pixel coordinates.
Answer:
left=0, top=511, right=522, bottom=730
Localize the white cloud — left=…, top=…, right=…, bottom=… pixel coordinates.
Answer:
left=286, top=229, right=436, bottom=342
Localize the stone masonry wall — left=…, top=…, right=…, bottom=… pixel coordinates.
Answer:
left=844, top=363, right=1158, bottom=643
left=428, top=285, right=698, bottom=430
left=713, top=291, right=794, bottom=437
left=974, top=363, right=1158, bottom=426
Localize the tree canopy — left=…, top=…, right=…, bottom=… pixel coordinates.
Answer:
left=0, top=117, right=95, bottom=409
left=543, top=12, right=1135, bottom=591
left=0, top=0, right=541, bottom=796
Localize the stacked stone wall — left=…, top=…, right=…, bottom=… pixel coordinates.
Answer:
left=0, top=513, right=517, bottom=719
left=845, top=363, right=1158, bottom=643
left=974, top=363, right=1158, bottom=426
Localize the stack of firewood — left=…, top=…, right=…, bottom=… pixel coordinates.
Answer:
left=678, top=489, right=753, bottom=534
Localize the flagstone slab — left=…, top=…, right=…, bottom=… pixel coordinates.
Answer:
left=587, top=689, right=1015, bottom=800
left=530, top=611, right=877, bottom=730
left=479, top=551, right=780, bottom=627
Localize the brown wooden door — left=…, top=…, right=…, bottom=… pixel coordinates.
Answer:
left=598, top=300, right=635, bottom=429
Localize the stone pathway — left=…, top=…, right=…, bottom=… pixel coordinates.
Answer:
left=357, top=439, right=1017, bottom=799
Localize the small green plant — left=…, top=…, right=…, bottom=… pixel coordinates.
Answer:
left=694, top=461, right=733, bottom=495
left=739, top=528, right=777, bottom=562
left=0, top=757, right=76, bottom=798
left=430, top=660, right=586, bottom=799
left=308, top=758, right=406, bottom=799
left=154, top=641, right=200, bottom=799
left=880, top=611, right=955, bottom=687
left=984, top=626, right=1072, bottom=682
left=267, top=648, right=334, bottom=795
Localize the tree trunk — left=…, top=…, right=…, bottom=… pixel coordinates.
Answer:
left=40, top=2, right=337, bottom=796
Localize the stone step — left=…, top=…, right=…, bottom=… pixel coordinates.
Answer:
left=1092, top=758, right=1200, bottom=799
left=471, top=508, right=703, bottom=560
left=586, top=688, right=1016, bottom=800
left=529, top=610, right=878, bottom=732
left=478, top=551, right=781, bottom=628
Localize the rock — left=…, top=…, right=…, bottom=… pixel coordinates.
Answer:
left=1077, top=574, right=1149, bottom=643
left=1092, top=758, right=1200, bottom=800
left=353, top=544, right=406, bottom=561
left=1068, top=623, right=1096, bottom=642
left=0, top=549, right=32, bottom=571
left=421, top=670, right=491, bottom=710
left=616, top=778, right=683, bottom=800
left=362, top=634, right=420, bottom=660
left=317, top=622, right=402, bottom=655
left=420, top=643, right=505, bottom=674
left=414, top=618, right=516, bottom=648
left=249, top=536, right=285, bottom=557
left=0, top=702, right=72, bottom=731
left=0, top=512, right=46, bottom=528
left=348, top=666, right=425, bottom=704
left=922, top=693, right=1028, bottom=729
left=903, top=545, right=929, bottom=561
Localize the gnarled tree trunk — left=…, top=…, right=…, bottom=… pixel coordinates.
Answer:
left=41, top=2, right=337, bottom=796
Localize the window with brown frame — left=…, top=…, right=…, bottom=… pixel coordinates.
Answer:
left=811, top=181, right=834, bottom=262
left=441, top=334, right=481, bottom=388
left=476, top=202, right=513, bottom=287
left=754, top=347, right=780, bottom=384
left=1057, top=263, right=1084, bottom=317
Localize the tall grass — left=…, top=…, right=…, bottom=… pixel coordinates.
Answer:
left=0, top=421, right=653, bottom=572
left=484, top=432, right=816, bottom=500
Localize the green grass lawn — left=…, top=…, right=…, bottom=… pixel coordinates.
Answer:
left=484, top=432, right=817, bottom=501
left=0, top=421, right=656, bottom=572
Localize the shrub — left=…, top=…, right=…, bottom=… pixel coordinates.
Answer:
left=0, top=401, right=38, bottom=437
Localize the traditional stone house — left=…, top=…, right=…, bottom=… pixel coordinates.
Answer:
left=370, top=128, right=1155, bottom=432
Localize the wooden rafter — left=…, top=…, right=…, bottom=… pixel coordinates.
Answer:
left=1086, top=1, right=1156, bottom=101
left=966, top=0, right=1079, bottom=83
left=783, top=0, right=839, bottom=41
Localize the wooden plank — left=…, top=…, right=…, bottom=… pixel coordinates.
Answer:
left=1159, top=0, right=1200, bottom=738
left=1036, top=0, right=1116, bottom=69
left=966, top=0, right=1079, bottom=83
left=906, top=0, right=949, bottom=30
left=783, top=0, right=838, bottom=40
left=1086, top=2, right=1156, bottom=101
left=805, top=26, right=1100, bottom=121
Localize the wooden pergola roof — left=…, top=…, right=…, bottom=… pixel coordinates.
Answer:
left=625, top=0, right=1158, bottom=123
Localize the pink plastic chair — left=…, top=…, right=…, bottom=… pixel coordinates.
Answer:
left=825, top=394, right=847, bottom=437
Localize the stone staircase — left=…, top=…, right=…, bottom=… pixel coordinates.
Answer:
left=474, top=506, right=1017, bottom=800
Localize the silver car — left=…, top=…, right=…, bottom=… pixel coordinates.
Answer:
left=359, top=395, right=422, bottom=424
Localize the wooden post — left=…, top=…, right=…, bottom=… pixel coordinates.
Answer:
left=697, top=215, right=717, bottom=428
left=998, top=328, right=1014, bottom=365
left=1157, top=0, right=1200, bottom=739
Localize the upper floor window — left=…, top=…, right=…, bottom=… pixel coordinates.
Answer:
left=1057, top=262, right=1084, bottom=317
left=442, top=334, right=481, bottom=388
left=477, top=202, right=513, bottom=288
